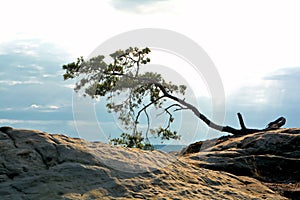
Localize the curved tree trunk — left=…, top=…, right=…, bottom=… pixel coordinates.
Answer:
left=161, top=87, right=286, bottom=135
left=110, top=72, right=286, bottom=135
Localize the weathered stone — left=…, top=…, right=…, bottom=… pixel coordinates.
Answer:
left=183, top=128, right=300, bottom=199
left=0, top=127, right=289, bottom=199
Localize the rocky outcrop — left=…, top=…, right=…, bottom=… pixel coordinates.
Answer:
left=0, top=127, right=287, bottom=199
left=182, top=128, right=300, bottom=199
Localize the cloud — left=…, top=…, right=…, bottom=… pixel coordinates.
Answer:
left=30, top=104, right=40, bottom=109
left=42, top=74, right=56, bottom=78
left=225, top=66, right=300, bottom=128
left=109, top=0, right=170, bottom=13
left=63, top=84, right=75, bottom=89
left=26, top=104, right=61, bottom=113
left=48, top=105, right=59, bottom=109
left=264, top=67, right=300, bottom=81
left=1, top=40, right=40, bottom=57
left=0, top=118, right=57, bottom=125
left=0, top=79, right=43, bottom=86
left=0, top=39, right=76, bottom=126
left=29, top=104, right=60, bottom=109
left=17, top=64, right=44, bottom=72
left=0, top=39, right=68, bottom=60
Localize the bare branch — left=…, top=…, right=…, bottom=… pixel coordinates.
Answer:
left=164, top=107, right=173, bottom=130
left=135, top=52, right=141, bottom=77
left=265, top=117, right=286, bottom=130
left=143, top=108, right=150, bottom=143
left=133, top=96, right=165, bottom=135
left=174, top=106, right=189, bottom=112
left=156, top=104, right=182, bottom=117
left=165, top=104, right=183, bottom=111
left=237, top=113, right=246, bottom=130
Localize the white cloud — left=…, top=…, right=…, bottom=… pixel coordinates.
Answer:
left=0, top=80, right=23, bottom=86
left=0, top=118, right=65, bottom=125
left=13, top=49, right=37, bottom=56
left=47, top=105, right=60, bottom=109
left=0, top=40, right=40, bottom=57
left=63, top=84, right=75, bottom=89
left=42, top=74, right=55, bottom=78
left=26, top=104, right=60, bottom=112
left=30, top=104, right=40, bottom=109
left=0, top=80, right=43, bottom=86
left=109, top=0, right=176, bottom=13
left=0, top=119, right=23, bottom=124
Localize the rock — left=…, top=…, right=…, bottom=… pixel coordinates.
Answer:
left=183, top=128, right=300, bottom=199
left=180, top=141, right=203, bottom=155
left=0, top=127, right=288, bottom=199
left=0, top=126, right=13, bottom=133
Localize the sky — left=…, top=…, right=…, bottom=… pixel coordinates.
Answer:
left=1, top=0, right=300, bottom=144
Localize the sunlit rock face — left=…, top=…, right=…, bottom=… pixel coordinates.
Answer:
left=183, top=128, right=300, bottom=199
left=0, top=127, right=293, bottom=199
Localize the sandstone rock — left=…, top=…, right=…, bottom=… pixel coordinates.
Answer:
left=183, top=128, right=300, bottom=199
left=0, top=127, right=288, bottom=199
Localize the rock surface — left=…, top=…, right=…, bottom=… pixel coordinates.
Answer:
left=0, top=127, right=293, bottom=199
left=182, top=128, right=300, bottom=199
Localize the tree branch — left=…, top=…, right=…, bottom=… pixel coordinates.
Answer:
left=237, top=112, right=246, bottom=130
left=143, top=108, right=150, bottom=142
left=133, top=96, right=165, bottom=136
left=104, top=72, right=286, bottom=136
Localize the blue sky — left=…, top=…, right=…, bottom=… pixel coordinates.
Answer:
left=1, top=0, right=300, bottom=144
left=0, top=40, right=77, bottom=136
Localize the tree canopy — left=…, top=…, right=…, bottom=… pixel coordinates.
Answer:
left=63, top=47, right=286, bottom=149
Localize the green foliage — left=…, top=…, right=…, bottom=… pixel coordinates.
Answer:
left=62, top=57, right=84, bottom=80
left=62, top=47, right=187, bottom=149
left=110, top=132, right=154, bottom=150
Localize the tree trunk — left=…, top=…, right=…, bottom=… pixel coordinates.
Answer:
left=162, top=90, right=286, bottom=135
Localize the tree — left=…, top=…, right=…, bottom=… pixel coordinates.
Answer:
left=62, top=47, right=286, bottom=149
